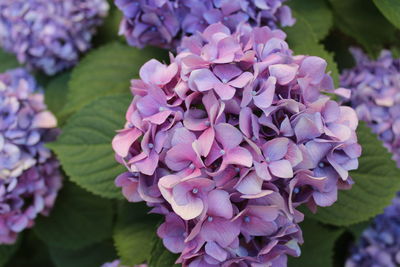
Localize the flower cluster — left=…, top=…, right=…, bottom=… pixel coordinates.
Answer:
left=112, top=23, right=361, bottom=266
left=115, top=0, right=295, bottom=49
left=0, top=0, right=109, bottom=75
left=346, top=193, right=400, bottom=267
left=341, top=48, right=400, bottom=166
left=0, top=68, right=62, bottom=244
left=101, top=260, right=147, bottom=267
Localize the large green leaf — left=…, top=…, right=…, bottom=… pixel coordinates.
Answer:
left=307, top=123, right=400, bottom=226
left=59, top=42, right=167, bottom=119
left=373, top=0, right=400, bottom=29
left=288, top=219, right=343, bottom=267
left=0, top=50, right=19, bottom=73
left=329, top=0, right=399, bottom=57
left=114, top=202, right=160, bottom=265
left=288, top=0, right=333, bottom=40
left=48, top=95, right=131, bottom=199
left=34, top=182, right=113, bottom=250
left=45, top=72, right=70, bottom=124
left=148, top=238, right=179, bottom=267
left=49, top=240, right=117, bottom=267
left=285, top=16, right=339, bottom=86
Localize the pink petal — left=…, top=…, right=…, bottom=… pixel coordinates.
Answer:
left=112, top=128, right=142, bottom=157
left=214, top=83, right=236, bottom=100
left=269, top=159, right=293, bottom=178
left=269, top=64, right=299, bottom=85
left=213, top=64, right=242, bottom=82
left=253, top=77, right=275, bottom=109
left=207, top=190, right=233, bottom=219
left=140, top=59, right=177, bottom=85
left=196, top=127, right=215, bottom=157
left=254, top=161, right=272, bottom=181
left=172, top=197, right=204, bottom=220
left=171, top=127, right=196, bottom=146
left=214, top=123, right=243, bottom=150
left=189, top=69, right=220, bottom=92
left=165, top=143, right=196, bottom=171
left=299, top=56, right=327, bottom=84
left=313, top=189, right=337, bottom=207
left=135, top=150, right=159, bottom=175
left=205, top=241, right=228, bottom=262
left=239, top=107, right=252, bottom=137
left=201, top=218, right=241, bottom=247
left=228, top=72, right=253, bottom=88
left=215, top=37, right=241, bottom=64
left=235, top=172, right=263, bottom=195
left=32, top=111, right=57, bottom=128
left=224, top=147, right=253, bottom=167
left=145, top=110, right=172, bottom=125
left=262, top=137, right=289, bottom=161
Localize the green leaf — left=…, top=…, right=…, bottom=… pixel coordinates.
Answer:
left=306, top=123, right=400, bottom=226
left=148, top=238, right=179, bottom=267
left=45, top=72, right=70, bottom=123
left=0, top=240, right=20, bottom=267
left=373, top=0, right=400, bottom=29
left=114, top=202, right=160, bottom=265
left=59, top=42, right=167, bottom=119
left=48, top=95, right=131, bottom=199
left=329, top=0, right=399, bottom=57
left=49, top=240, right=117, bottom=267
left=4, top=232, right=54, bottom=267
left=288, top=219, right=344, bottom=267
left=285, top=16, right=339, bottom=86
left=288, top=0, right=333, bottom=40
left=34, top=182, right=113, bottom=250
left=0, top=50, right=19, bottom=73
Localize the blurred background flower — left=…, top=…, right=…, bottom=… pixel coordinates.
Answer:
left=0, top=0, right=109, bottom=75
left=345, top=193, right=400, bottom=267
left=114, top=0, right=295, bottom=49
left=341, top=48, right=400, bottom=167
left=0, top=68, right=62, bottom=244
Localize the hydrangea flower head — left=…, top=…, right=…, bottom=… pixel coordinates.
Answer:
left=115, top=0, right=295, bottom=49
left=0, top=0, right=109, bottom=75
left=346, top=193, right=400, bottom=267
left=112, top=23, right=361, bottom=266
left=341, top=48, right=400, bottom=166
left=0, top=68, right=62, bottom=244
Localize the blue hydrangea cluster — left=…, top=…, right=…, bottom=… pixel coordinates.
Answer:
left=346, top=193, right=400, bottom=267
left=115, top=0, right=295, bottom=49
left=341, top=48, right=400, bottom=166
left=0, top=68, right=62, bottom=244
left=0, top=0, right=109, bottom=75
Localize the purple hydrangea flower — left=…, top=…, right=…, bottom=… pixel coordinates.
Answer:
left=0, top=68, right=62, bottom=244
left=0, top=0, right=109, bottom=75
left=346, top=193, right=400, bottom=267
left=341, top=48, right=400, bottom=166
left=115, top=0, right=295, bottom=49
left=101, top=260, right=147, bottom=267
left=112, top=23, right=361, bottom=266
